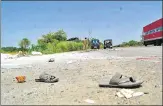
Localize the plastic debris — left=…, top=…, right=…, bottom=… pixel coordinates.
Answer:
left=120, top=89, right=134, bottom=99
left=132, top=92, right=144, bottom=97
left=67, top=61, right=73, bottom=64
left=116, top=89, right=145, bottom=99
left=31, top=51, right=42, bottom=55
left=15, top=76, right=26, bottom=83
left=84, top=99, right=95, bottom=104
left=116, top=92, right=124, bottom=98
left=67, top=60, right=77, bottom=64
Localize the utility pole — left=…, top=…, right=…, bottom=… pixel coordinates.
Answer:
left=88, top=28, right=92, bottom=38
left=88, top=29, right=92, bottom=48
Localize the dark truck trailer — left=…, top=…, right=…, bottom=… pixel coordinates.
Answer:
left=104, top=39, right=112, bottom=49
left=142, top=18, right=163, bottom=46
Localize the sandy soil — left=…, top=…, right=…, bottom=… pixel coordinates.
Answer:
left=1, top=46, right=162, bottom=105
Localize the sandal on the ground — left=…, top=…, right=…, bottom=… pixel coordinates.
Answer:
left=99, top=72, right=143, bottom=88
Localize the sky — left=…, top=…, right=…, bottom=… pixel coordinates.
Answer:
left=1, top=1, right=162, bottom=47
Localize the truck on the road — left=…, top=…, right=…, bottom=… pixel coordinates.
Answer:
left=142, top=18, right=163, bottom=46
left=91, top=39, right=100, bottom=49
left=104, top=39, right=113, bottom=49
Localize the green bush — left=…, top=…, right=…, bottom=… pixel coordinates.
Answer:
left=41, top=43, right=55, bottom=54
left=0, top=49, right=4, bottom=53
left=56, top=41, right=83, bottom=52
left=100, top=42, right=104, bottom=48
left=116, top=40, right=143, bottom=47
left=40, top=41, right=83, bottom=54
left=55, top=41, right=69, bottom=52
left=76, top=42, right=83, bottom=50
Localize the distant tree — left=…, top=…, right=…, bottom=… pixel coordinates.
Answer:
left=31, top=44, right=40, bottom=51
left=121, top=42, right=128, bottom=47
left=53, top=29, right=67, bottom=41
left=1, top=47, right=19, bottom=52
left=128, top=40, right=138, bottom=46
left=37, top=29, right=67, bottom=45
left=37, top=38, right=47, bottom=51
left=19, top=38, right=31, bottom=51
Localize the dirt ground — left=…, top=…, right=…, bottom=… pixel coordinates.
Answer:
left=1, top=46, right=162, bottom=105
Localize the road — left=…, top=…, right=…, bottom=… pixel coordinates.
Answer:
left=1, top=46, right=162, bottom=105
left=1, top=46, right=162, bottom=66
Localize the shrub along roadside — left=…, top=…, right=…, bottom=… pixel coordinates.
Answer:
left=42, top=41, right=83, bottom=54
left=114, top=40, right=143, bottom=47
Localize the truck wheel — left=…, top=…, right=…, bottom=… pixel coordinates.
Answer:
left=145, top=44, right=147, bottom=46
left=154, top=43, right=156, bottom=46
left=158, top=41, right=162, bottom=46
left=104, top=47, right=106, bottom=49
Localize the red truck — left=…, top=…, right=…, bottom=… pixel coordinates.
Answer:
left=142, top=18, right=163, bottom=46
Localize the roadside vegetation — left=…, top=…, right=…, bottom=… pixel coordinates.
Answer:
left=1, top=29, right=104, bottom=54
left=1, top=29, right=143, bottom=54
left=114, top=40, right=143, bottom=47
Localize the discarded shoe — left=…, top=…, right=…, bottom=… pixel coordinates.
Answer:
left=48, top=58, right=55, bottom=62
left=35, top=72, right=59, bottom=83
left=99, top=72, right=143, bottom=88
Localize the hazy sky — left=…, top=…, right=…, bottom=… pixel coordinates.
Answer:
left=1, top=1, right=162, bottom=47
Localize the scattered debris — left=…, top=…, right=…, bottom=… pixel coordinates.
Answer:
left=31, top=51, right=42, bottom=55
left=67, top=60, right=73, bottom=64
left=144, top=92, right=149, bottom=94
left=116, top=92, right=124, bottom=98
left=132, top=92, right=144, bottom=97
left=84, top=99, right=95, bottom=104
left=48, top=58, right=55, bottom=62
left=119, top=89, right=134, bottom=99
left=15, top=76, right=26, bottom=83
left=67, top=60, right=77, bottom=64
left=116, top=89, right=145, bottom=99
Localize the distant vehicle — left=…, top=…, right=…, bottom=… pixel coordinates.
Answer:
left=91, top=39, right=100, bottom=49
left=104, top=39, right=112, bottom=49
left=142, top=18, right=163, bottom=46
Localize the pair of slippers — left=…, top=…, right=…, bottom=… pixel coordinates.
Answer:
left=99, top=72, right=143, bottom=88
left=35, top=72, right=143, bottom=88
left=35, top=72, right=59, bottom=83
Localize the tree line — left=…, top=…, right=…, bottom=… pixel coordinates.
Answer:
left=1, top=29, right=103, bottom=54
left=1, top=29, right=143, bottom=54
left=114, top=40, right=143, bottom=47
